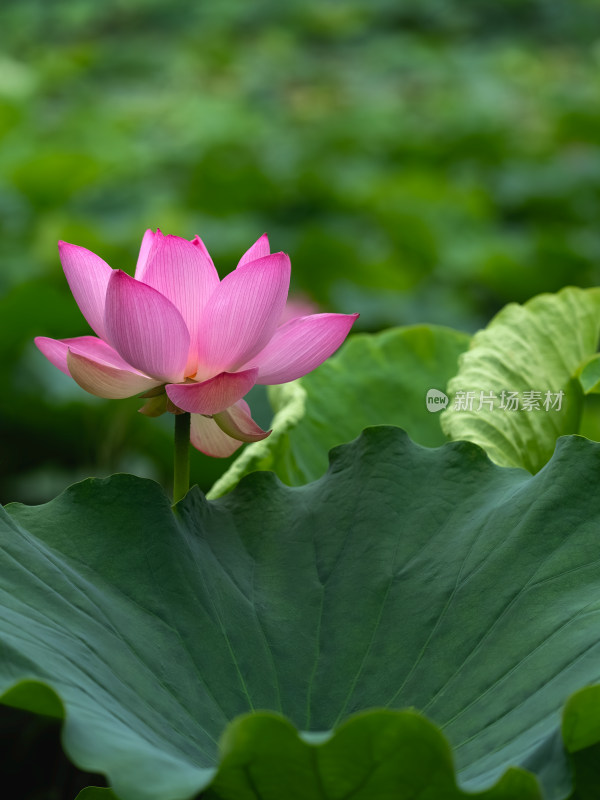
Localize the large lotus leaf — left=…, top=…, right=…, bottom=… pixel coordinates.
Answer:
left=3, top=429, right=600, bottom=799
left=209, top=324, right=470, bottom=497
left=440, top=287, right=600, bottom=472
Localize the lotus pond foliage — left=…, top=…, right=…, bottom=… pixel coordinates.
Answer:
left=4, top=0, right=600, bottom=798
left=3, top=0, right=600, bottom=504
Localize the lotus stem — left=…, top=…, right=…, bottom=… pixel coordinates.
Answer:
left=173, top=412, right=190, bottom=504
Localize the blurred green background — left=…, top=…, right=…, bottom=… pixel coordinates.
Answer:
left=2, top=0, right=600, bottom=505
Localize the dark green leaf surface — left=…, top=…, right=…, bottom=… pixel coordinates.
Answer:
left=441, top=287, right=600, bottom=472
left=2, top=429, right=600, bottom=799
left=209, top=325, right=470, bottom=497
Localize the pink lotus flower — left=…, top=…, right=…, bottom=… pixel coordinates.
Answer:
left=35, top=230, right=358, bottom=457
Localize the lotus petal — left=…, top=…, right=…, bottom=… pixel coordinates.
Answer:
left=189, top=414, right=244, bottom=458
left=58, top=242, right=113, bottom=340
left=134, top=229, right=156, bottom=281
left=67, top=350, right=161, bottom=399
left=104, top=270, right=190, bottom=383
left=237, top=233, right=270, bottom=268
left=195, top=253, right=291, bottom=380
left=191, top=235, right=216, bottom=270
left=213, top=399, right=271, bottom=443
left=166, top=368, right=258, bottom=415
left=245, top=312, right=359, bottom=384
left=34, top=335, right=138, bottom=376
left=139, top=231, right=219, bottom=372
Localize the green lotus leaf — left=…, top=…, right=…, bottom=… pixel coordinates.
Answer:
left=3, top=429, right=600, bottom=798
left=440, top=287, right=600, bottom=472
left=204, top=710, right=541, bottom=800
left=209, top=324, right=470, bottom=497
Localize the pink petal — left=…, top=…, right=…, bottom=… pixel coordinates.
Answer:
left=237, top=233, right=270, bottom=268
left=166, top=368, right=258, bottom=415
left=190, top=414, right=244, bottom=458
left=213, top=399, right=271, bottom=443
left=58, top=242, right=113, bottom=340
left=35, top=335, right=140, bottom=376
left=104, top=270, right=190, bottom=383
left=138, top=231, right=219, bottom=372
left=244, top=312, right=359, bottom=384
left=195, top=252, right=291, bottom=380
left=134, top=229, right=156, bottom=281
left=191, top=235, right=216, bottom=270
left=67, top=350, right=161, bottom=399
